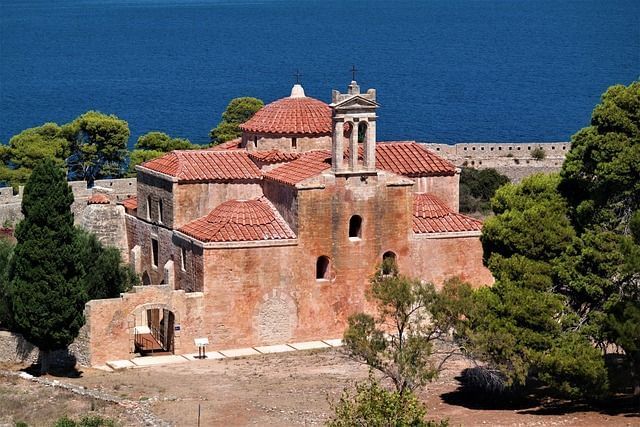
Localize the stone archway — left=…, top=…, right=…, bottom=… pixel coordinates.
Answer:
left=255, top=290, right=298, bottom=345
left=129, top=303, right=179, bottom=356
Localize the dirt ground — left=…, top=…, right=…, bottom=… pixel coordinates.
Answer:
left=2, top=349, right=638, bottom=426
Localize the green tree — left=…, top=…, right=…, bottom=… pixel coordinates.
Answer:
left=560, top=81, right=640, bottom=231
left=461, top=174, right=609, bottom=398
left=459, top=168, right=509, bottom=214
left=127, top=149, right=165, bottom=177
left=0, top=123, right=70, bottom=188
left=328, top=375, right=448, bottom=427
left=63, top=111, right=130, bottom=184
left=127, top=131, right=199, bottom=176
left=344, top=270, right=471, bottom=396
left=74, top=229, right=138, bottom=300
left=135, top=131, right=196, bottom=152
left=0, top=237, right=15, bottom=328
left=6, top=160, right=86, bottom=373
left=209, top=97, right=263, bottom=145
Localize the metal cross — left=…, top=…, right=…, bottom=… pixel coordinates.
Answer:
left=350, top=65, right=358, bottom=81
left=294, top=69, right=303, bottom=84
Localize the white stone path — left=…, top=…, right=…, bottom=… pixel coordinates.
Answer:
left=103, top=339, right=343, bottom=371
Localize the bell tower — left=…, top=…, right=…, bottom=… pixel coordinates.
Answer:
left=330, top=80, right=379, bottom=174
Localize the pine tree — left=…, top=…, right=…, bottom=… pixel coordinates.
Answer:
left=7, top=159, right=86, bottom=374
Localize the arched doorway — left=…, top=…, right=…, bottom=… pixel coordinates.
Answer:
left=131, top=304, right=176, bottom=356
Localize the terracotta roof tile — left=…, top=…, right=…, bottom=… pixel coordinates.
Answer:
left=413, top=193, right=482, bottom=233
left=209, top=138, right=242, bottom=151
left=87, top=193, right=110, bottom=205
left=263, top=150, right=331, bottom=185
left=240, top=97, right=332, bottom=135
left=120, top=196, right=138, bottom=211
left=140, top=150, right=262, bottom=182
left=376, top=142, right=456, bottom=177
left=248, top=150, right=300, bottom=164
left=178, top=197, right=296, bottom=243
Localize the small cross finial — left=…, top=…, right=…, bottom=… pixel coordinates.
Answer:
left=350, top=65, right=358, bottom=81
left=294, top=69, right=303, bottom=84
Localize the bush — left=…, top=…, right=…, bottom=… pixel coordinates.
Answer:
left=328, top=376, right=448, bottom=427
left=53, top=415, right=116, bottom=427
left=531, top=147, right=545, bottom=160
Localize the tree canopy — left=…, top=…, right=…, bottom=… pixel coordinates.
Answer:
left=63, top=111, right=130, bottom=184
left=459, top=168, right=509, bottom=214
left=209, top=97, right=263, bottom=145
left=0, top=123, right=70, bottom=188
left=460, top=81, right=640, bottom=399
left=127, top=131, right=199, bottom=176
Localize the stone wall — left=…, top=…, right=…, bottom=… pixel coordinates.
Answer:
left=0, top=321, right=90, bottom=368
left=422, top=142, right=568, bottom=182
left=0, top=178, right=136, bottom=227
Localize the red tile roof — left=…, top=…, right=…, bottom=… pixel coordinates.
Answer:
left=376, top=142, right=456, bottom=177
left=240, top=97, right=332, bottom=135
left=87, top=193, right=110, bottom=205
left=413, top=193, right=482, bottom=233
left=209, top=138, right=242, bottom=151
left=120, top=196, right=138, bottom=211
left=140, top=150, right=262, bottom=182
left=263, top=150, right=332, bottom=185
left=248, top=150, right=300, bottom=164
left=178, top=197, right=296, bottom=243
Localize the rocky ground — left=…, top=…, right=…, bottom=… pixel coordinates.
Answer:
left=1, top=349, right=638, bottom=426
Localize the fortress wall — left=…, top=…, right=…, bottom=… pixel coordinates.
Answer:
left=421, top=142, right=569, bottom=182
left=0, top=178, right=137, bottom=227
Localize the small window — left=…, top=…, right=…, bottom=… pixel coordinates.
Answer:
left=158, top=199, right=163, bottom=224
left=358, top=122, right=367, bottom=143
left=349, top=215, right=362, bottom=239
left=181, top=247, right=187, bottom=271
left=490, top=147, right=494, bottom=151
left=292, top=137, right=297, bottom=149
left=498, top=147, right=502, bottom=151
left=147, top=195, right=152, bottom=220
left=381, top=251, right=398, bottom=275
left=316, top=256, right=331, bottom=280
left=151, top=238, right=159, bottom=268
left=253, top=136, right=258, bottom=148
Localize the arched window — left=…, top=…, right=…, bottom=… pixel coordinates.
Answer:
left=358, top=122, right=367, bottom=143
left=142, top=271, right=151, bottom=286
left=316, top=256, right=331, bottom=280
left=343, top=122, right=353, bottom=139
left=349, top=215, right=362, bottom=239
left=382, top=251, right=398, bottom=276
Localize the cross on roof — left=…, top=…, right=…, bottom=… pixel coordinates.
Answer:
left=350, top=65, right=358, bottom=81
left=293, top=69, right=303, bottom=84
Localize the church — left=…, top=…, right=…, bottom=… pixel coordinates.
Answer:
left=82, top=80, right=493, bottom=366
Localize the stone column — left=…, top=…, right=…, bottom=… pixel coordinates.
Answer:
left=349, top=122, right=358, bottom=171
left=332, top=120, right=344, bottom=172
left=365, top=120, right=376, bottom=171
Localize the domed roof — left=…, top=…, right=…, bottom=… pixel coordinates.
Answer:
left=205, top=199, right=275, bottom=225
left=87, top=193, right=110, bottom=205
left=177, top=197, right=296, bottom=243
left=240, top=85, right=332, bottom=136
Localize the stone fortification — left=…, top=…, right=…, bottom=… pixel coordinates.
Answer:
left=421, top=142, right=569, bottom=182
left=0, top=178, right=136, bottom=226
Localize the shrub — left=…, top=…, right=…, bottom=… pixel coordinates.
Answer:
left=531, top=147, right=545, bottom=160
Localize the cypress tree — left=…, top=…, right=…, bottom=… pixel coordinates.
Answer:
left=7, top=159, right=86, bottom=374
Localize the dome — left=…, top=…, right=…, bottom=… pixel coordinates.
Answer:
left=205, top=199, right=275, bottom=225
left=87, top=193, right=110, bottom=205
left=240, top=85, right=332, bottom=136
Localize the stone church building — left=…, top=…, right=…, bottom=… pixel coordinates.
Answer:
left=83, top=81, right=493, bottom=366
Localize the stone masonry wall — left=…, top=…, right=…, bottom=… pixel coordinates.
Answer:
left=0, top=178, right=136, bottom=227
left=422, top=142, right=569, bottom=182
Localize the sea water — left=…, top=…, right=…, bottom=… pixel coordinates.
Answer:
left=1, top=0, right=638, bottom=146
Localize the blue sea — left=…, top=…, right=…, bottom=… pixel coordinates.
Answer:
left=1, top=0, right=638, bottom=146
